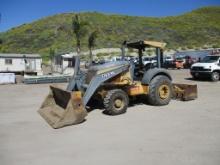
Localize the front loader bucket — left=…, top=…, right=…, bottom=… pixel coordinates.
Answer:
left=38, top=86, right=87, bottom=129
left=172, top=83, right=198, bottom=101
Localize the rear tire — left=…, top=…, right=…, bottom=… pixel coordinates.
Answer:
left=147, top=75, right=172, bottom=106
left=211, top=72, right=219, bottom=82
left=104, top=89, right=129, bottom=115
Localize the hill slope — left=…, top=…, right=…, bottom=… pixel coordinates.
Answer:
left=0, top=6, right=220, bottom=59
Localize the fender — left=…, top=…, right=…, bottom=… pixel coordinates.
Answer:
left=141, top=68, right=172, bottom=85
left=212, top=69, right=220, bottom=73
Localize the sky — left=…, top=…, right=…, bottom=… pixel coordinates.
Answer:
left=0, top=0, right=220, bottom=32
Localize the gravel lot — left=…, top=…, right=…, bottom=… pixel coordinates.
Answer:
left=0, top=69, right=220, bottom=165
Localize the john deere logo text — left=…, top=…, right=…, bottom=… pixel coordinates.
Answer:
left=101, top=71, right=115, bottom=78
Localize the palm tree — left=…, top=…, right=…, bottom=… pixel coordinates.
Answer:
left=72, top=14, right=88, bottom=55
left=49, top=47, right=55, bottom=73
left=0, top=13, right=2, bottom=50
left=88, top=30, right=98, bottom=65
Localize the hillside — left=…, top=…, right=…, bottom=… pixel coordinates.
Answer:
left=0, top=6, right=220, bottom=60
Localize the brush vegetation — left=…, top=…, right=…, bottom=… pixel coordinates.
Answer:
left=0, top=6, right=220, bottom=60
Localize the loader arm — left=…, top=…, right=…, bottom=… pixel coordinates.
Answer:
left=66, top=57, right=130, bottom=105
left=66, top=56, right=81, bottom=91
left=83, top=63, right=130, bottom=106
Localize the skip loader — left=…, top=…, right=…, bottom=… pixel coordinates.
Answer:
left=38, top=40, right=197, bottom=128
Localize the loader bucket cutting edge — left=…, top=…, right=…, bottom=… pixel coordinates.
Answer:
left=38, top=86, right=87, bottom=129
left=172, top=83, right=198, bottom=101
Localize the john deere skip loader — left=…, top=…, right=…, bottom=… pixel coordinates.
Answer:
left=38, top=40, right=197, bottom=128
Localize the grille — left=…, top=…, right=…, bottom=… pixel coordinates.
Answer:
left=191, top=67, right=204, bottom=71
left=191, top=67, right=211, bottom=71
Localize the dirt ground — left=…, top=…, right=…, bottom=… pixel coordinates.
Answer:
left=0, top=69, right=220, bottom=165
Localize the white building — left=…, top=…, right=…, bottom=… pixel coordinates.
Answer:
left=0, top=53, right=43, bottom=75
left=53, top=53, right=77, bottom=75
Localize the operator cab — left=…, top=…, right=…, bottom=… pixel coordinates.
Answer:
left=122, top=40, right=166, bottom=80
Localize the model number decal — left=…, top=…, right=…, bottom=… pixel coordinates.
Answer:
left=101, top=71, right=115, bottom=78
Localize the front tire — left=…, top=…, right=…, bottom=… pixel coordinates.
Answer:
left=211, top=72, right=219, bottom=82
left=104, top=89, right=129, bottom=115
left=192, top=73, right=199, bottom=80
left=147, top=75, right=172, bottom=106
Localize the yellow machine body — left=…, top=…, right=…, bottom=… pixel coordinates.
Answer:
left=126, top=83, right=149, bottom=96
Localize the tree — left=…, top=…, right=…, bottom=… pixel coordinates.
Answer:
left=0, top=38, right=2, bottom=52
left=49, top=47, right=55, bottom=72
left=72, top=14, right=89, bottom=55
left=0, top=13, right=2, bottom=49
left=88, top=30, right=98, bottom=65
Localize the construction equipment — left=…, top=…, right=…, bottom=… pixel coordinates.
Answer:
left=38, top=40, right=197, bottom=129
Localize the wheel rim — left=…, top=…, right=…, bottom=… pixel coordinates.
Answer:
left=213, top=73, right=219, bottom=80
left=158, top=84, right=170, bottom=99
left=114, top=98, right=124, bottom=110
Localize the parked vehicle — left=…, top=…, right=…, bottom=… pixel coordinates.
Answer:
left=190, top=55, right=220, bottom=81
left=111, top=56, right=137, bottom=62
left=165, top=56, right=185, bottom=69
left=184, top=56, right=196, bottom=68
left=110, top=56, right=122, bottom=62
left=174, top=57, right=185, bottom=69
left=142, top=56, right=157, bottom=65
left=164, top=56, right=174, bottom=63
